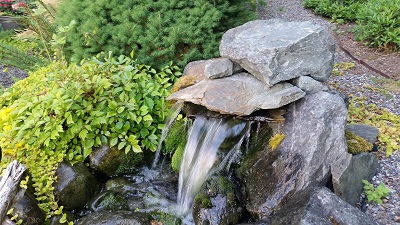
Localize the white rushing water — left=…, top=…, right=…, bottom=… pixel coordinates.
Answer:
left=176, top=116, right=248, bottom=216
left=152, top=101, right=184, bottom=168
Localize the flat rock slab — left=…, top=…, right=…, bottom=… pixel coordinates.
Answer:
left=167, top=72, right=305, bottom=116
left=220, top=19, right=335, bottom=87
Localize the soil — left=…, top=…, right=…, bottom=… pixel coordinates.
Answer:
left=334, top=23, right=400, bottom=81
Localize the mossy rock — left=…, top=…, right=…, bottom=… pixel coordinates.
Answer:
left=165, top=118, right=190, bottom=172
left=345, top=129, right=373, bottom=154
left=193, top=175, right=241, bottom=225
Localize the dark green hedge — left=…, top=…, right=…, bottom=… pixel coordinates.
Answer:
left=56, top=0, right=257, bottom=68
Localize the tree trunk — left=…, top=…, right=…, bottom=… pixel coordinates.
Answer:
left=0, top=160, right=26, bottom=224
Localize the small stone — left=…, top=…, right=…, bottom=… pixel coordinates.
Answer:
left=394, top=216, right=400, bottom=222
left=204, top=58, right=234, bottom=79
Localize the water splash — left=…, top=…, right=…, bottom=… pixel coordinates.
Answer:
left=152, top=101, right=184, bottom=168
left=177, top=116, right=248, bottom=216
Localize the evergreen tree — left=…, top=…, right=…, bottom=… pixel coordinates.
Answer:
left=56, top=0, right=257, bottom=68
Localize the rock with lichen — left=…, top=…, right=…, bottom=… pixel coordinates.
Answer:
left=345, top=129, right=373, bottom=154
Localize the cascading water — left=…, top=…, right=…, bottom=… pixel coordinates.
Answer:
left=150, top=102, right=251, bottom=222
left=152, top=101, right=184, bottom=169
left=176, top=116, right=249, bottom=216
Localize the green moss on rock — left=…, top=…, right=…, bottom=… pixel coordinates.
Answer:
left=345, top=129, right=373, bottom=154
left=171, top=145, right=185, bottom=173
left=194, top=193, right=212, bottom=208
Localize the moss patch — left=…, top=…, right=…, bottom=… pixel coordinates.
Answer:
left=194, top=193, right=212, bottom=208
left=345, top=129, right=373, bottom=154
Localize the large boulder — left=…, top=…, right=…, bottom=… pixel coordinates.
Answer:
left=167, top=72, right=305, bottom=116
left=331, top=152, right=378, bottom=206
left=220, top=19, right=335, bottom=87
left=53, top=162, right=101, bottom=210
left=240, top=91, right=350, bottom=219
left=269, top=187, right=379, bottom=225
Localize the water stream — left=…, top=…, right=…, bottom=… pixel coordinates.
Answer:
left=152, top=101, right=184, bottom=168
left=176, top=116, right=249, bottom=216
left=150, top=102, right=251, bottom=221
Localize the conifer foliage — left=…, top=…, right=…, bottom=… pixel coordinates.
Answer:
left=56, top=0, right=257, bottom=67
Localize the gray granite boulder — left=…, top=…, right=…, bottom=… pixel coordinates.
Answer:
left=270, top=187, right=379, bottom=225
left=220, top=19, right=335, bottom=87
left=167, top=72, right=305, bottom=116
left=240, top=91, right=350, bottom=219
left=332, top=152, right=378, bottom=206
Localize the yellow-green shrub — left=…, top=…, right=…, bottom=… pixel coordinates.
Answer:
left=0, top=54, right=180, bottom=221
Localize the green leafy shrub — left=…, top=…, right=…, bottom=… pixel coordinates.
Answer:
left=0, top=53, right=180, bottom=221
left=303, top=0, right=364, bottom=22
left=56, top=0, right=257, bottom=68
left=354, top=0, right=400, bottom=50
left=362, top=180, right=390, bottom=204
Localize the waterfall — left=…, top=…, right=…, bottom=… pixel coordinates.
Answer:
left=152, top=101, right=184, bottom=168
left=176, top=116, right=249, bottom=216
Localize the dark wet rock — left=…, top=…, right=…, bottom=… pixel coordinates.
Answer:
left=290, top=76, right=328, bottom=93
left=88, top=191, right=129, bottom=212
left=332, top=152, right=378, bottom=206
left=105, top=177, right=138, bottom=194
left=89, top=144, right=120, bottom=176
left=75, top=211, right=151, bottom=225
left=89, top=144, right=144, bottom=176
left=240, top=91, right=350, bottom=219
left=53, top=162, right=101, bottom=210
left=167, top=72, right=305, bottom=116
left=346, top=124, right=379, bottom=144
left=49, top=212, right=75, bottom=225
left=220, top=19, right=335, bottom=87
left=269, top=187, right=379, bottom=225
left=9, top=189, right=45, bottom=225
left=193, top=176, right=242, bottom=225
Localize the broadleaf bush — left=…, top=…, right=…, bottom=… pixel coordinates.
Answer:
left=0, top=53, right=180, bottom=220
left=354, top=0, right=400, bottom=50
left=55, top=0, right=257, bottom=68
left=303, top=0, right=365, bottom=22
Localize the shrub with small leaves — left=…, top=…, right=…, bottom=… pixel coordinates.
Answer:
left=0, top=53, right=180, bottom=222
left=362, top=180, right=390, bottom=204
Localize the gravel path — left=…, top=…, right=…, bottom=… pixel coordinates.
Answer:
left=257, top=0, right=400, bottom=224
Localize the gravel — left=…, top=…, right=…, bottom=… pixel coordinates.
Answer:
left=0, top=64, right=28, bottom=89
left=1, top=1, right=399, bottom=224
left=257, top=0, right=400, bottom=224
